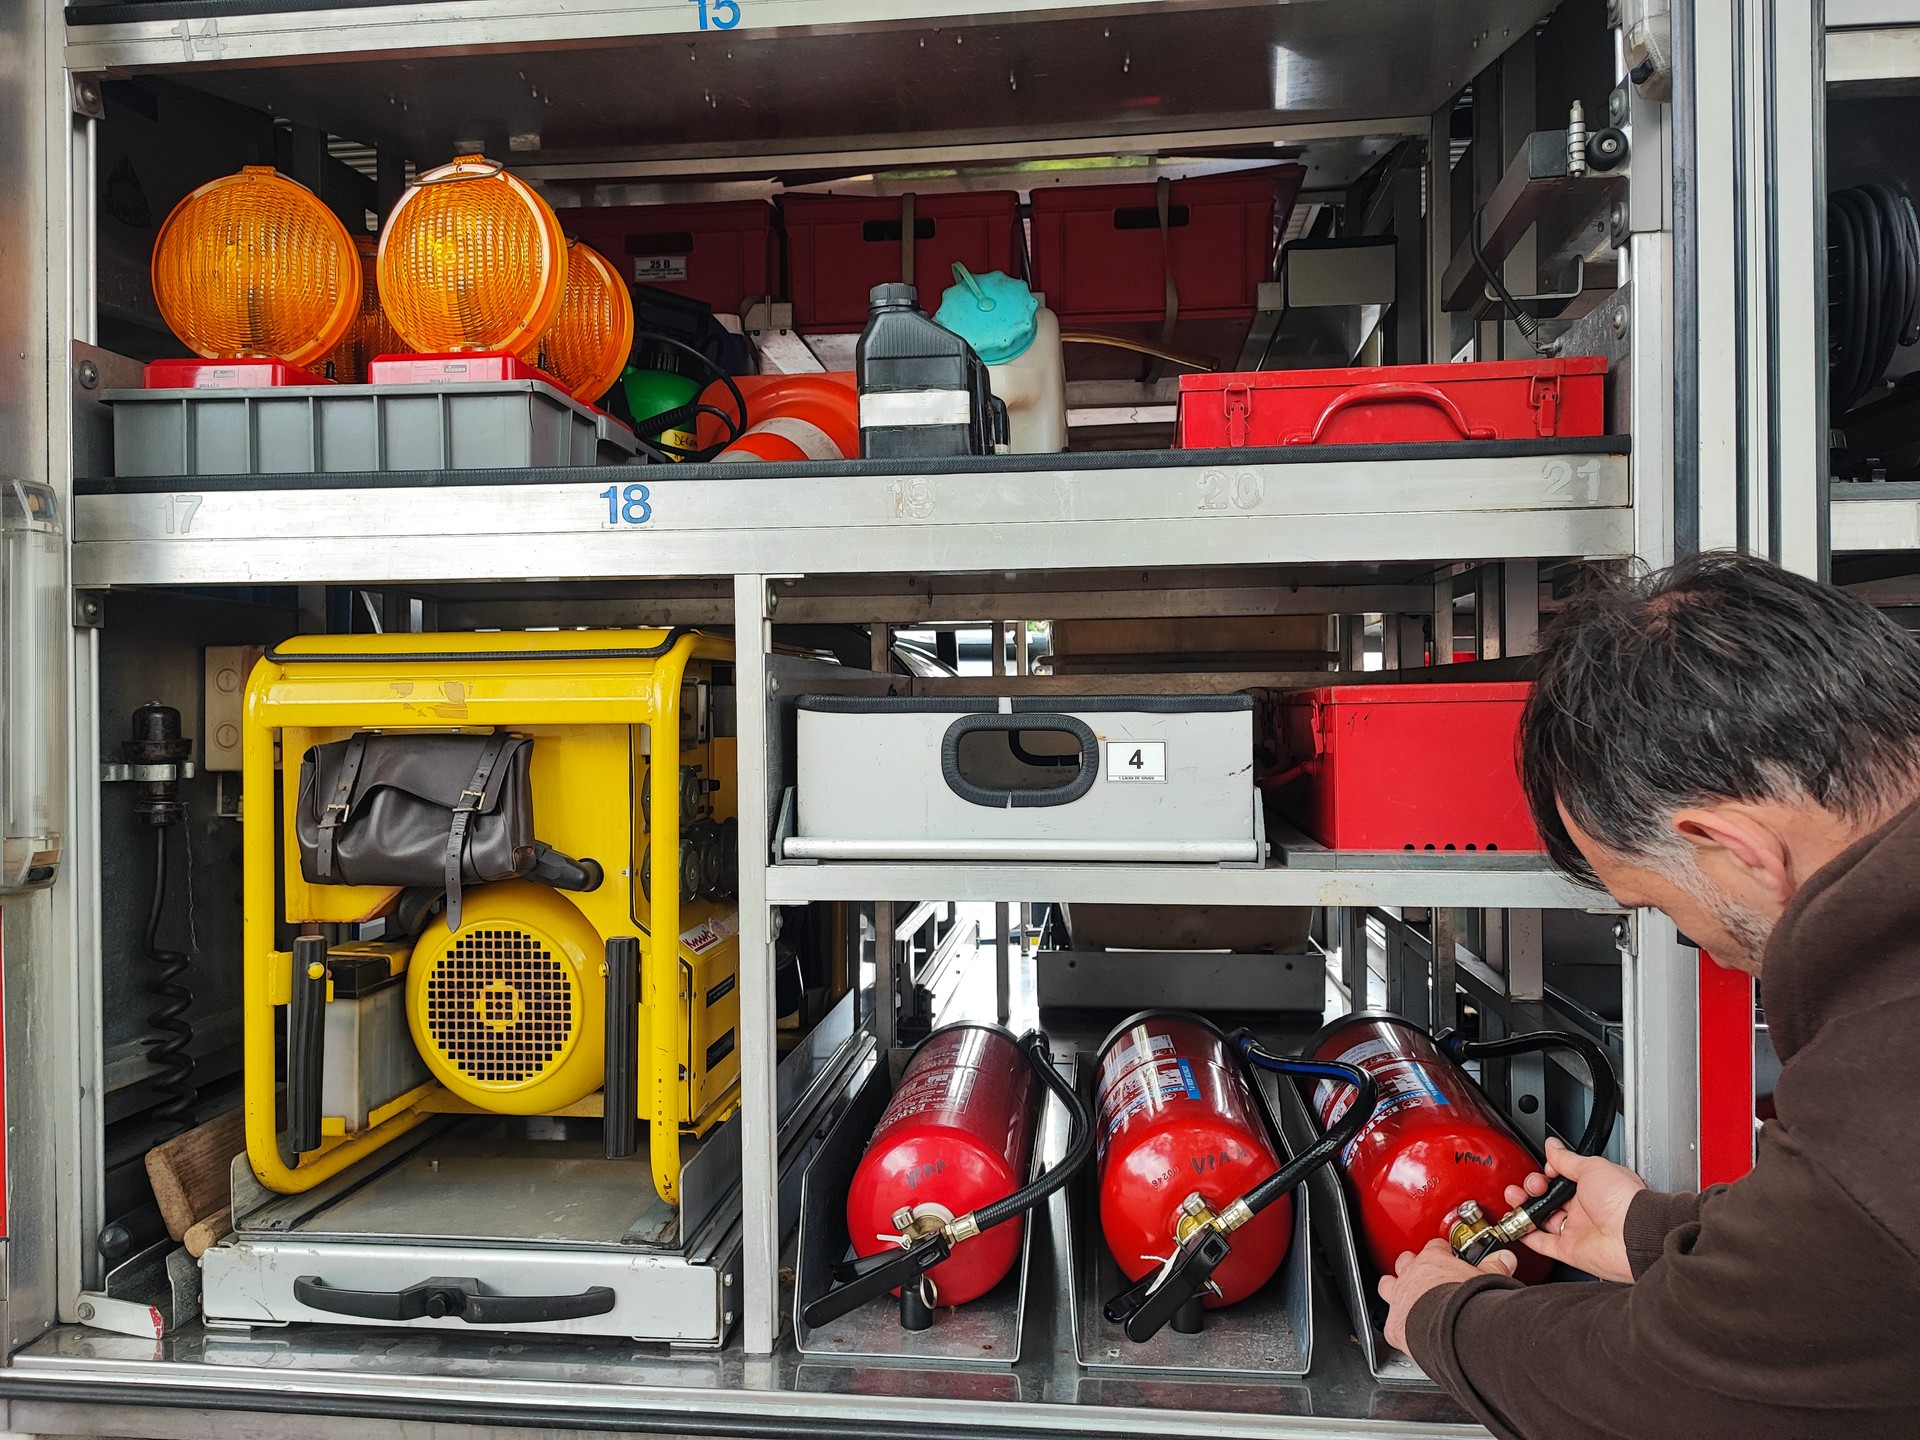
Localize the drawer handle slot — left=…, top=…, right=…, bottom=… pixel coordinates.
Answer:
left=940, top=713, right=1098, bottom=809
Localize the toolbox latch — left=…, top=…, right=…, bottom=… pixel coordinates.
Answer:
left=1529, top=375, right=1562, bottom=436
left=1225, top=382, right=1252, bottom=448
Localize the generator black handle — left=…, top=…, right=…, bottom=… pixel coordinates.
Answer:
left=293, top=1275, right=616, bottom=1325
left=287, top=936, right=329, bottom=1155
left=1229, top=1034, right=1379, bottom=1219
left=1440, top=1028, right=1619, bottom=1227
left=603, top=936, right=642, bottom=1161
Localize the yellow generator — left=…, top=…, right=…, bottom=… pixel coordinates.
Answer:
left=242, top=628, right=739, bottom=1208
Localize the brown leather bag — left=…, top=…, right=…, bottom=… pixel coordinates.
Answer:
left=296, top=731, right=536, bottom=931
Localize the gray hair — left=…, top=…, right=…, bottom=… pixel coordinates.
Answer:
left=1519, top=551, right=1920, bottom=884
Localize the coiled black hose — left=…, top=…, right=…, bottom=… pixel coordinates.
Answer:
left=142, top=827, right=198, bottom=1133
left=1829, top=184, right=1920, bottom=416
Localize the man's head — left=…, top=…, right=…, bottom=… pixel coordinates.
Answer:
left=1521, top=552, right=1920, bottom=972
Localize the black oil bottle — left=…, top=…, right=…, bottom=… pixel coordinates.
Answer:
left=856, top=282, right=1000, bottom=460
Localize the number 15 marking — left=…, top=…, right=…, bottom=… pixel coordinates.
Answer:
left=689, top=0, right=742, bottom=29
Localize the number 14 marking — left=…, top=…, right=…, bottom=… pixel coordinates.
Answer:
left=689, top=0, right=742, bottom=29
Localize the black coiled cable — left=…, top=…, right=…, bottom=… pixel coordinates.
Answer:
left=1829, top=183, right=1920, bottom=416
left=142, top=827, right=198, bottom=1132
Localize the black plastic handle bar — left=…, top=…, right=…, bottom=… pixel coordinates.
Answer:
left=294, top=1275, right=616, bottom=1325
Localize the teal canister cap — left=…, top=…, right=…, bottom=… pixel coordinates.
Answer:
left=934, top=264, right=1041, bottom=365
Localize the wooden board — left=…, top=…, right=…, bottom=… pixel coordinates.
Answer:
left=144, top=1108, right=244, bottom=1243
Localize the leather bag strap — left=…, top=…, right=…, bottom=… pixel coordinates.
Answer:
left=444, top=732, right=513, bottom=933
left=315, top=733, right=369, bottom=882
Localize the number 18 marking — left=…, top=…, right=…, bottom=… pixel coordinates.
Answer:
left=688, top=0, right=742, bottom=29
left=599, top=483, right=653, bottom=527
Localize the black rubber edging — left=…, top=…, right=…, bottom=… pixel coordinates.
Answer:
left=75, top=434, right=1626, bottom=496
left=0, top=1375, right=1229, bottom=1440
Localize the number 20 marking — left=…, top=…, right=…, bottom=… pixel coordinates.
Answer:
left=1198, top=469, right=1262, bottom=512
left=688, top=0, right=742, bottom=29
left=600, top=483, right=653, bottom=526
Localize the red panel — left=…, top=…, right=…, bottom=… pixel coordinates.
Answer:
left=1178, top=358, right=1609, bottom=448
left=782, top=192, right=1021, bottom=332
left=1698, top=951, right=1756, bottom=1186
left=0, top=918, right=7, bottom=1237
left=1029, top=166, right=1304, bottom=325
left=1274, top=683, right=1541, bottom=852
left=563, top=200, right=777, bottom=316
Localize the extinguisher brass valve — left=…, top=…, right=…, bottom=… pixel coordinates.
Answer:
left=1449, top=1199, right=1539, bottom=1266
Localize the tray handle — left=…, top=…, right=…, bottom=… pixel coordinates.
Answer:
left=1282, top=382, right=1497, bottom=446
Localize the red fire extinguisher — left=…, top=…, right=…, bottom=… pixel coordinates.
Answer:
left=1094, top=1012, right=1378, bottom=1341
left=1306, top=1013, right=1617, bottom=1281
left=805, top=1024, right=1092, bottom=1331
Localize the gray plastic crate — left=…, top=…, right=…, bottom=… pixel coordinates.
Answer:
left=105, top=380, right=641, bottom=477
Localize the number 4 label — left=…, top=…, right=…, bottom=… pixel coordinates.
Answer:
left=1106, top=740, right=1167, bottom=784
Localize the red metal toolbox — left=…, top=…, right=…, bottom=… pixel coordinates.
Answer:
left=1028, top=166, right=1304, bottom=327
left=1273, top=682, right=1542, bottom=852
left=1178, top=357, right=1608, bottom=449
left=563, top=200, right=777, bottom=317
left=782, top=191, right=1022, bottom=332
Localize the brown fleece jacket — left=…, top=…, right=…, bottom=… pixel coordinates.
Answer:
left=1406, top=797, right=1920, bottom=1438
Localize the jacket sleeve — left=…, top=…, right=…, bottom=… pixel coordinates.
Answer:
left=1620, top=1188, right=1703, bottom=1278
left=1403, top=1126, right=1914, bottom=1440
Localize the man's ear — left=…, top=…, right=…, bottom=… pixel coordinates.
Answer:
left=1670, top=806, right=1793, bottom=902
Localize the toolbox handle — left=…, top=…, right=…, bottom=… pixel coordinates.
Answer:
left=941, top=713, right=1099, bottom=810
left=293, top=1274, right=616, bottom=1325
left=1282, top=382, right=1497, bottom=446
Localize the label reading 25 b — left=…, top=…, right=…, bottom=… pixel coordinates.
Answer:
left=599, top=483, right=653, bottom=527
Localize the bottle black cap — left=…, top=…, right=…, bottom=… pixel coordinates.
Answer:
left=870, top=281, right=919, bottom=309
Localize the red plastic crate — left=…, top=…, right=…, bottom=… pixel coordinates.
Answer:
left=144, top=358, right=329, bottom=389
left=366, top=353, right=555, bottom=386
left=562, top=200, right=777, bottom=317
left=1275, top=682, right=1542, bottom=853
left=1178, top=358, right=1607, bottom=449
left=782, top=191, right=1021, bottom=332
left=1028, top=166, right=1304, bottom=327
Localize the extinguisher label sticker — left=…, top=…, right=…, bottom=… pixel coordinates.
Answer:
left=1101, top=1057, right=1202, bottom=1138
left=1100, top=1031, right=1177, bottom=1085
left=1106, top=740, right=1167, bottom=783
left=1316, top=1041, right=1449, bottom=1164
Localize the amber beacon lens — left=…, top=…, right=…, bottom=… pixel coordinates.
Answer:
left=540, top=241, right=636, bottom=403
left=151, top=166, right=360, bottom=368
left=377, top=155, right=568, bottom=359
left=323, top=237, right=410, bottom=385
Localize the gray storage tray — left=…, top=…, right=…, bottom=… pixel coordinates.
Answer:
left=106, top=380, right=641, bottom=476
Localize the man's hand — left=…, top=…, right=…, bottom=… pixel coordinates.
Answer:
left=1503, top=1136, right=1646, bottom=1284
left=1378, top=1239, right=1516, bottom=1351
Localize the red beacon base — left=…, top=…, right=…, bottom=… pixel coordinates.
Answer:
left=368, top=352, right=561, bottom=387
left=144, top=357, right=334, bottom=389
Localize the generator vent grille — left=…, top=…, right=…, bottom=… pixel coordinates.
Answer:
left=423, top=925, right=576, bottom=1085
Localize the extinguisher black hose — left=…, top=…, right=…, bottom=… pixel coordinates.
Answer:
left=1443, top=1029, right=1618, bottom=1229
left=1230, top=1035, right=1378, bottom=1219
left=968, top=1030, right=1094, bottom=1236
